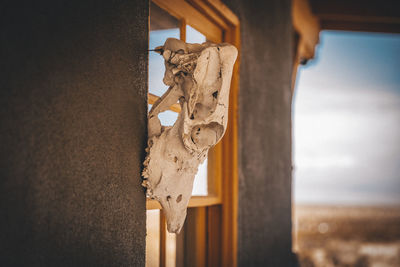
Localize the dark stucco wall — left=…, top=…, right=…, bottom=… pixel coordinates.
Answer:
left=224, top=0, right=297, bottom=266
left=0, top=0, right=148, bottom=266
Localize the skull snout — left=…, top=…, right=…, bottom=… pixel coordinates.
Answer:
left=159, top=194, right=188, bottom=234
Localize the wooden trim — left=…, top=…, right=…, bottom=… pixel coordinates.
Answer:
left=187, top=0, right=230, bottom=29
left=179, top=18, right=187, bottom=41
left=219, top=22, right=240, bottom=267
left=187, top=195, right=221, bottom=207
left=292, top=0, right=321, bottom=93
left=160, top=213, right=167, bottom=267
left=207, top=143, right=222, bottom=198
left=207, top=205, right=222, bottom=267
left=147, top=195, right=222, bottom=210
left=184, top=207, right=207, bottom=267
left=291, top=32, right=301, bottom=92
left=292, top=0, right=320, bottom=60
left=203, top=0, right=240, bottom=27
left=320, top=20, right=400, bottom=34
left=309, top=0, right=400, bottom=34
left=152, top=0, right=222, bottom=43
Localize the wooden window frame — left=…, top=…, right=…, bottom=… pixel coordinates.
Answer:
left=147, top=1, right=240, bottom=266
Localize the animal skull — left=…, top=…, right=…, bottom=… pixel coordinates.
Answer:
left=142, top=38, right=237, bottom=233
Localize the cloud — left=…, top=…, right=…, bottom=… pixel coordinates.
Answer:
left=293, top=32, right=400, bottom=206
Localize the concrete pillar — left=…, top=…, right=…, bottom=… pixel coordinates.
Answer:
left=0, top=0, right=148, bottom=266
left=224, top=0, right=297, bottom=265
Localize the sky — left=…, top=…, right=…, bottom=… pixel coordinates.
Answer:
left=293, top=31, right=400, bottom=206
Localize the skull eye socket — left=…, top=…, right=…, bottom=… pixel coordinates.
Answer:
left=176, top=194, right=182, bottom=203
left=212, top=91, right=218, bottom=99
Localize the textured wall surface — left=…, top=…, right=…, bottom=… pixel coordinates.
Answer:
left=0, top=0, right=148, bottom=266
left=224, top=0, right=297, bottom=266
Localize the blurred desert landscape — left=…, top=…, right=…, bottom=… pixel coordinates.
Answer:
left=294, top=205, right=400, bottom=267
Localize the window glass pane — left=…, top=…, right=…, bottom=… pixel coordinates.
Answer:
left=192, top=159, right=208, bottom=196
left=186, top=25, right=206, bottom=43
left=149, top=2, right=180, bottom=97
left=146, top=210, right=160, bottom=267
left=158, top=110, right=178, bottom=127
left=148, top=104, right=178, bottom=126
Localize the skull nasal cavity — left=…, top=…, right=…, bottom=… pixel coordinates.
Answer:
left=176, top=194, right=183, bottom=203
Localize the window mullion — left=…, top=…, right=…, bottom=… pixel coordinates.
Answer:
left=180, top=19, right=186, bottom=41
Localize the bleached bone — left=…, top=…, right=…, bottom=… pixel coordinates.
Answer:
left=142, top=38, right=237, bottom=233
